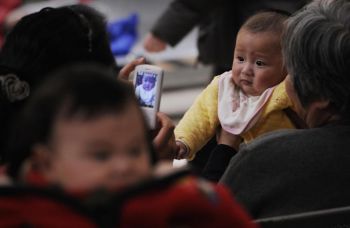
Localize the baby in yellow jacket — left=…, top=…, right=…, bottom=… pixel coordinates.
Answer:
left=175, top=11, right=297, bottom=160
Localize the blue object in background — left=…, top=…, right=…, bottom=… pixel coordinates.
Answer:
left=108, top=13, right=139, bottom=57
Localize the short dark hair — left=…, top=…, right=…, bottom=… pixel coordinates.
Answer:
left=0, top=5, right=117, bottom=86
left=241, top=10, right=289, bottom=36
left=282, top=0, right=350, bottom=118
left=5, top=64, right=157, bottom=179
left=0, top=4, right=117, bottom=158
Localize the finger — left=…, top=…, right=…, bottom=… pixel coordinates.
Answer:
left=118, top=57, right=146, bottom=80
left=153, top=112, right=175, bottom=150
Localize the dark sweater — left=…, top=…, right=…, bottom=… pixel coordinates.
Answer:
left=220, top=124, right=350, bottom=219
left=151, top=0, right=307, bottom=68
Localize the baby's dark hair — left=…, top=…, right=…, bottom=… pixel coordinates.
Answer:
left=5, top=64, right=157, bottom=179
left=241, top=10, right=290, bottom=36
left=0, top=4, right=117, bottom=159
left=0, top=4, right=117, bottom=86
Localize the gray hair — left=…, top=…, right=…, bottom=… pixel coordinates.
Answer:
left=282, top=0, right=350, bottom=117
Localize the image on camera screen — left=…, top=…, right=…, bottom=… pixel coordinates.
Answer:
left=135, top=71, right=157, bottom=108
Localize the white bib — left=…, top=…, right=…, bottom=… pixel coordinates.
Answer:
left=218, top=71, right=274, bottom=135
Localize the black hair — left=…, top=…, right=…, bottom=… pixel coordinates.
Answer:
left=0, top=4, right=117, bottom=158
left=5, top=64, right=157, bottom=179
left=0, top=5, right=117, bottom=86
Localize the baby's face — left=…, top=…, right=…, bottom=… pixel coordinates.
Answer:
left=37, top=104, right=152, bottom=192
left=231, top=29, right=286, bottom=96
left=142, top=75, right=156, bottom=91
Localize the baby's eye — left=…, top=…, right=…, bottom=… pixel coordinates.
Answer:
left=236, top=56, right=244, bottom=62
left=128, top=144, right=149, bottom=158
left=256, top=60, right=266, bottom=66
left=91, top=150, right=112, bottom=162
left=128, top=146, right=143, bottom=157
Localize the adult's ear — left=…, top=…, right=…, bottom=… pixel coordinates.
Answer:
left=305, top=99, right=336, bottom=128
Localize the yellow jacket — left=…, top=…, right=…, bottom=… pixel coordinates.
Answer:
left=175, top=76, right=295, bottom=160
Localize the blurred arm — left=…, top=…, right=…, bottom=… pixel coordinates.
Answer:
left=149, top=0, right=222, bottom=46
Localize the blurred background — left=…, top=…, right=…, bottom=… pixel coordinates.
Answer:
left=0, top=0, right=211, bottom=123
left=100, top=0, right=210, bottom=122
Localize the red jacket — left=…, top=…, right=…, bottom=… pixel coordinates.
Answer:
left=0, top=169, right=257, bottom=227
left=0, top=0, right=21, bottom=46
left=119, top=174, right=256, bottom=227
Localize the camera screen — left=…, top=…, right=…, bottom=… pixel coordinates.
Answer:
left=135, top=71, right=157, bottom=108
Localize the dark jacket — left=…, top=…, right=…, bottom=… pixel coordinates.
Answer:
left=220, top=124, right=350, bottom=219
left=151, top=0, right=308, bottom=70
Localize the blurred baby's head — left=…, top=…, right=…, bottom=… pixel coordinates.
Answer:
left=6, top=64, right=156, bottom=192
left=0, top=4, right=117, bottom=87
left=231, top=11, right=289, bottom=96
left=0, top=4, right=117, bottom=158
left=142, top=74, right=156, bottom=91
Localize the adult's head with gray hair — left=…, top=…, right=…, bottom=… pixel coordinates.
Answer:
left=282, top=0, right=350, bottom=126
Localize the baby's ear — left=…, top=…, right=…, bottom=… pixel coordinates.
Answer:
left=31, top=144, right=52, bottom=173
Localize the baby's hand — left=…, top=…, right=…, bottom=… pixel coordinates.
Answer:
left=175, top=141, right=189, bottom=160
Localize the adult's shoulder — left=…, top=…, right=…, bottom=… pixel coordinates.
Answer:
left=245, top=123, right=350, bottom=153
left=221, top=124, right=350, bottom=218
left=220, top=127, right=334, bottom=186
left=242, top=128, right=304, bottom=152
left=221, top=123, right=350, bottom=186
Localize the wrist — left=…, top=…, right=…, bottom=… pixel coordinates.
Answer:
left=175, top=140, right=190, bottom=159
left=218, top=137, right=242, bottom=151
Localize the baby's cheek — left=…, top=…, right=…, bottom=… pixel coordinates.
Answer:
left=258, top=77, right=275, bottom=90
left=231, top=70, right=239, bottom=84
left=78, top=172, right=108, bottom=190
